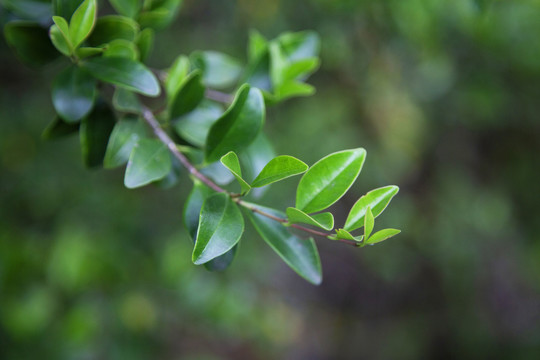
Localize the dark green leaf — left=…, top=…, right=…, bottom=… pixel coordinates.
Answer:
left=165, top=55, right=190, bottom=99
left=109, top=0, right=142, bottom=18
left=113, top=88, right=142, bottom=114
left=87, top=15, right=139, bottom=47
left=136, top=28, right=154, bottom=62
left=81, top=57, right=161, bottom=97
left=103, top=117, right=146, bottom=168
left=173, top=101, right=222, bottom=147
left=2, top=0, right=52, bottom=23
left=365, top=229, right=401, bottom=246
left=169, top=71, right=205, bottom=119
left=245, top=203, right=322, bottom=285
left=296, top=148, right=366, bottom=213
left=4, top=21, right=59, bottom=67
left=205, top=84, right=265, bottom=163
left=137, top=0, right=183, bottom=30
left=251, top=155, right=308, bottom=188
left=124, top=138, right=172, bottom=188
left=42, top=117, right=79, bottom=140
left=53, top=0, right=80, bottom=19
left=344, top=185, right=399, bottom=232
left=79, top=101, right=116, bottom=168
left=52, top=66, right=97, bottom=123
left=69, top=0, right=97, bottom=48
left=364, top=207, right=374, bottom=240
left=220, top=152, right=251, bottom=194
left=191, top=51, right=243, bottom=89
left=192, top=193, right=244, bottom=265
left=286, top=207, right=334, bottom=231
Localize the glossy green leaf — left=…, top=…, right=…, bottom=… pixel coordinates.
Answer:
left=220, top=152, right=251, bottom=194
left=251, top=155, right=308, bottom=188
left=81, top=57, right=160, bottom=97
left=87, top=15, right=139, bottom=47
left=103, top=39, right=138, bottom=60
left=75, top=46, right=104, bottom=58
left=165, top=55, right=190, bottom=99
left=277, top=80, right=316, bottom=100
left=53, top=0, right=80, bottom=19
left=333, top=228, right=356, bottom=241
left=136, top=28, right=154, bottom=61
left=344, top=185, right=399, bottom=231
left=245, top=203, right=322, bottom=285
left=191, top=51, right=243, bottom=89
left=124, top=138, right=172, bottom=188
left=364, top=207, right=374, bottom=241
left=286, top=207, right=334, bottom=231
left=79, top=101, right=116, bottom=168
left=4, top=21, right=59, bottom=67
left=52, top=66, right=96, bottom=123
left=184, top=182, right=238, bottom=271
left=42, top=117, right=79, bottom=140
left=49, top=24, right=71, bottom=56
left=169, top=71, right=205, bottom=119
left=69, top=0, right=97, bottom=48
left=51, top=16, right=73, bottom=55
left=365, top=229, right=401, bottom=246
left=205, top=85, right=265, bottom=163
left=104, top=117, right=146, bottom=168
left=238, top=133, right=275, bottom=198
left=173, top=101, right=222, bottom=147
left=296, top=148, right=366, bottom=214
left=192, top=193, right=244, bottom=265
left=109, top=0, right=142, bottom=18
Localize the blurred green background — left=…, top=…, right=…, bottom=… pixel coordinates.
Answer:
left=2, top=0, right=540, bottom=359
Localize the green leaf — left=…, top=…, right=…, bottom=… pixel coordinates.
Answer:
left=49, top=24, right=71, bottom=56
left=69, top=0, right=97, bottom=48
left=200, top=161, right=234, bottom=186
left=344, top=185, right=399, bottom=231
left=79, top=101, right=116, bottom=168
left=364, top=207, right=374, bottom=241
left=191, top=51, right=243, bottom=89
left=4, top=21, right=59, bottom=67
left=51, top=16, right=73, bottom=54
left=238, top=133, right=275, bottom=198
left=247, top=29, right=268, bottom=63
left=173, top=101, right=222, bottom=147
left=296, top=148, right=366, bottom=214
left=104, top=117, right=146, bottom=168
left=251, top=155, right=307, bottom=188
left=277, top=81, right=315, bottom=100
left=192, top=193, right=244, bottom=265
left=42, top=117, right=79, bottom=140
left=81, top=57, right=161, bottom=97
left=183, top=182, right=237, bottom=271
left=113, top=88, right=142, bottom=114
left=136, top=28, right=154, bottom=62
left=109, top=0, right=142, bottom=18
left=87, top=15, right=139, bottom=47
left=75, top=46, right=104, bottom=58
left=2, top=0, right=52, bottom=23
left=124, top=138, right=172, bottom=188
left=165, top=55, right=190, bottom=99
left=220, top=152, right=251, bottom=194
left=169, top=71, right=205, bottom=119
left=245, top=203, right=322, bottom=285
left=278, top=31, right=320, bottom=61
left=103, top=39, right=138, bottom=60
left=286, top=207, right=334, bottom=231
left=52, top=66, right=97, bottom=123
left=53, top=0, right=80, bottom=19
left=365, top=229, right=401, bottom=246
left=205, top=84, right=265, bottom=163
left=137, top=0, right=183, bottom=30
left=333, top=228, right=356, bottom=241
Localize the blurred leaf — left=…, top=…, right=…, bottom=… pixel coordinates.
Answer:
left=113, top=88, right=142, bottom=114
left=53, top=0, right=80, bottom=19
left=42, top=117, right=79, bottom=140
left=200, top=161, right=235, bottom=186
left=110, top=0, right=142, bottom=18
left=104, top=116, right=146, bottom=168
left=251, top=155, right=307, bottom=188
left=81, top=57, right=161, bottom=97
left=1, top=0, right=52, bottom=23
left=165, top=55, right=190, bottom=99
left=286, top=207, right=334, bottom=231
left=124, top=138, right=172, bottom=188
left=278, top=30, right=320, bottom=61
left=205, top=85, right=265, bottom=163
left=238, top=132, right=275, bottom=198
left=245, top=203, right=322, bottom=285
left=52, top=66, right=97, bottom=123
left=173, top=101, right=222, bottom=147
left=344, top=186, right=399, bottom=231
left=191, top=51, right=243, bottom=89
left=365, top=229, right=401, bottom=246
left=247, top=29, right=268, bottom=63
left=4, top=21, right=59, bottom=67
left=364, top=207, right=374, bottom=240
left=79, top=101, right=116, bottom=168
left=220, top=151, right=251, bottom=194
left=169, top=71, right=205, bottom=119
left=75, top=46, right=104, bottom=58
left=69, top=0, right=97, bottom=48
left=296, top=148, right=366, bottom=213
left=192, top=193, right=244, bottom=265
left=136, top=28, right=154, bottom=62
left=103, top=39, right=138, bottom=60
left=137, top=0, right=183, bottom=30
left=88, top=15, right=139, bottom=47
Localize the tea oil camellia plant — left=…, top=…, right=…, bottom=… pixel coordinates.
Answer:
left=2, top=0, right=401, bottom=284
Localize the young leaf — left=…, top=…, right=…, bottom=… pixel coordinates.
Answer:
left=51, top=16, right=72, bottom=54
left=42, top=117, right=79, bottom=140
left=104, top=117, right=146, bottom=168
left=136, top=28, right=154, bottom=62
left=81, top=57, right=161, bottom=97
left=364, top=229, right=401, bottom=246
left=79, top=101, right=116, bottom=168
left=296, top=148, right=366, bottom=214
left=191, top=51, right=243, bottom=89
left=124, top=138, right=172, bottom=188
left=344, top=185, right=399, bottom=231
left=165, top=55, right=190, bottom=99
left=5, top=21, right=59, bottom=67
left=169, top=71, right=205, bottom=119
left=109, top=0, right=142, bottom=18
left=220, top=152, right=251, bottom=194
left=286, top=207, right=334, bottom=231
left=245, top=203, right=322, bottom=285
left=184, top=183, right=238, bottom=271
left=192, top=193, right=244, bottom=265
left=364, top=207, right=374, bottom=241
left=247, top=29, right=268, bottom=63
left=173, top=101, right=222, bottom=147
left=332, top=228, right=356, bottom=241
left=69, top=0, right=97, bottom=48
left=205, top=85, right=265, bottom=163
left=251, top=155, right=308, bottom=188
left=76, top=46, right=104, bottom=58
left=52, top=66, right=97, bottom=123
left=103, top=39, right=139, bottom=60
left=87, top=15, right=139, bottom=47
left=49, top=24, right=71, bottom=56
left=113, top=88, right=142, bottom=114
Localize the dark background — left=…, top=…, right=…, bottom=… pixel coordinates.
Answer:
left=1, top=0, right=540, bottom=359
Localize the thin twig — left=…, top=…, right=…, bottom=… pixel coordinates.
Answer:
left=205, top=89, right=234, bottom=104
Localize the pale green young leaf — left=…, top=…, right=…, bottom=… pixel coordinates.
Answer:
left=220, top=152, right=251, bottom=194
left=69, top=0, right=97, bottom=48
left=365, top=229, right=401, bottom=246
left=169, top=71, right=205, bottom=119
left=49, top=24, right=71, bottom=56
left=344, top=185, right=399, bottom=231
left=52, top=16, right=72, bottom=54
left=165, top=55, right=190, bottom=99
left=192, top=193, right=244, bottom=265
left=296, top=148, right=366, bottom=214
left=247, top=29, right=267, bottom=63
left=75, top=46, right=104, bottom=58
left=333, top=228, right=355, bottom=241
left=104, top=117, right=146, bottom=168
left=251, top=155, right=308, bottom=188
left=276, top=81, right=315, bottom=100
left=79, top=101, right=116, bottom=168
left=286, top=207, right=334, bottom=231
left=173, top=101, right=222, bottom=147
left=364, top=207, right=374, bottom=241
left=52, top=66, right=97, bottom=123
left=124, top=138, right=172, bottom=188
